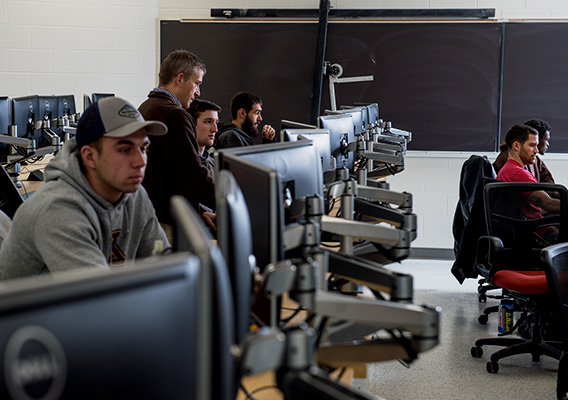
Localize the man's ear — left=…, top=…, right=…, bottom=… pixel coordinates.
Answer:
left=236, top=108, right=247, bottom=120
left=80, top=145, right=97, bottom=170
left=174, top=72, right=184, bottom=87
left=512, top=141, right=521, bottom=152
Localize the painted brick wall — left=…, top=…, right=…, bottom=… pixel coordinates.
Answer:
left=0, top=0, right=160, bottom=109
left=2, top=0, right=568, bottom=250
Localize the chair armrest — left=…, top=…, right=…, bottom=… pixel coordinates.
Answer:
left=476, top=236, right=543, bottom=275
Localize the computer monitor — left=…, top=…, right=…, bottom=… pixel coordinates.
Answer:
left=216, top=141, right=323, bottom=270
left=216, top=151, right=282, bottom=271
left=0, top=97, right=9, bottom=135
left=317, top=113, right=355, bottom=171
left=83, top=94, right=92, bottom=112
left=170, top=195, right=236, bottom=400
left=0, top=164, right=24, bottom=219
left=326, top=108, right=365, bottom=136
left=280, top=119, right=318, bottom=130
left=0, top=97, right=10, bottom=156
left=0, top=252, right=205, bottom=399
left=340, top=105, right=369, bottom=132
left=354, top=102, right=380, bottom=129
left=91, top=93, right=115, bottom=103
left=281, top=128, right=334, bottom=172
left=11, top=95, right=39, bottom=141
left=215, top=169, right=255, bottom=344
left=57, top=95, right=76, bottom=118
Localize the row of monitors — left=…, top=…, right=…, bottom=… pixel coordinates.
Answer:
left=0, top=93, right=115, bottom=136
left=0, top=193, right=236, bottom=399
left=280, top=103, right=382, bottom=173
left=0, top=93, right=114, bottom=155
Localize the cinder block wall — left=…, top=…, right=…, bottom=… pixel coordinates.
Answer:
left=2, top=0, right=567, bottom=251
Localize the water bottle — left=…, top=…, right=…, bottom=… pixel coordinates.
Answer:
left=498, top=299, right=514, bottom=334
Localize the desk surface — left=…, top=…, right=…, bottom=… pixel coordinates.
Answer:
left=16, top=155, right=53, bottom=197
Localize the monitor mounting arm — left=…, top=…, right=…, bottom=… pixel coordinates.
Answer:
left=325, top=62, right=374, bottom=111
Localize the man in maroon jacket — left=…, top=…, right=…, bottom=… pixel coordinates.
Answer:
left=139, top=50, right=215, bottom=238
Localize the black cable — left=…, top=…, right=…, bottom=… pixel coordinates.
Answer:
left=334, top=367, right=347, bottom=383
left=280, top=305, right=306, bottom=325
left=314, top=316, right=329, bottom=347
left=250, top=384, right=280, bottom=395
left=240, top=382, right=258, bottom=400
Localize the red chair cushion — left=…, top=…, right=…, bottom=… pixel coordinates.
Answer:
left=491, top=270, right=549, bottom=295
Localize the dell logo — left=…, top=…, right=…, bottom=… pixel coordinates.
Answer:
left=4, top=326, right=67, bottom=400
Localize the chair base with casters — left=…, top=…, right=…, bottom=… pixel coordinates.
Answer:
left=470, top=270, right=563, bottom=373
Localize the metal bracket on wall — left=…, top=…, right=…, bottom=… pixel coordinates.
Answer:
left=210, top=9, right=496, bottom=19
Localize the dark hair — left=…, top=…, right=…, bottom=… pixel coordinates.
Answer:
left=158, top=50, right=206, bottom=86
left=524, top=119, right=551, bottom=139
left=188, top=99, right=221, bottom=120
left=504, top=124, right=539, bottom=149
left=230, top=91, right=262, bottom=120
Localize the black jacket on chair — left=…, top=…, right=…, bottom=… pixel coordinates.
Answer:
left=452, top=155, right=496, bottom=283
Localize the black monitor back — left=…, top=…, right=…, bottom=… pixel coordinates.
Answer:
left=216, top=151, right=282, bottom=271
left=91, top=93, right=115, bottom=103
left=0, top=164, right=24, bottom=219
left=57, top=95, right=76, bottom=117
left=170, top=196, right=236, bottom=400
left=0, top=97, right=10, bottom=156
left=0, top=252, right=202, bottom=399
left=216, top=169, right=255, bottom=345
left=11, top=95, right=39, bottom=140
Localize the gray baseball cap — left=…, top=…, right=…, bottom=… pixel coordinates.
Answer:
left=76, top=97, right=167, bottom=149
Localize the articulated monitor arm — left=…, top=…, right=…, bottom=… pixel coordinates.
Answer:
left=327, top=179, right=413, bottom=211
left=320, top=215, right=412, bottom=253
left=237, top=325, right=376, bottom=399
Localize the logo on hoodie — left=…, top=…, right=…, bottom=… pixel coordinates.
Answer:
left=111, top=230, right=126, bottom=266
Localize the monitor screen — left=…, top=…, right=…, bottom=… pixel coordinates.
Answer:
left=281, top=128, right=333, bottom=172
left=318, top=113, right=355, bottom=171
left=0, top=252, right=203, bottom=399
left=11, top=95, right=39, bottom=141
left=326, top=108, right=364, bottom=136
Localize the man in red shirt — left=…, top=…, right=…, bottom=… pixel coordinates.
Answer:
left=497, top=124, right=560, bottom=242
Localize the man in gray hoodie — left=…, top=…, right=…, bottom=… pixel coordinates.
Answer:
left=0, top=97, right=169, bottom=280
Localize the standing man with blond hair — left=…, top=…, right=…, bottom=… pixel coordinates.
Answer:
left=139, top=50, right=216, bottom=237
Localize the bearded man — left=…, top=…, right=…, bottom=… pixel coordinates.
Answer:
left=214, top=91, right=275, bottom=149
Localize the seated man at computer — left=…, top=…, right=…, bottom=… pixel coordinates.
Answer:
left=0, top=97, right=169, bottom=280
left=215, top=91, right=275, bottom=149
left=188, top=99, right=221, bottom=182
left=497, top=124, right=560, bottom=243
left=494, top=118, right=554, bottom=183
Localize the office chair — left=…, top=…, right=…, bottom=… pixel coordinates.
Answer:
left=541, top=243, right=568, bottom=400
left=471, top=182, right=567, bottom=374
left=452, top=155, right=501, bottom=305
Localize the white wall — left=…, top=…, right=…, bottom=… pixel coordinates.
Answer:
left=2, top=0, right=568, bottom=250
left=0, top=0, right=161, bottom=109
